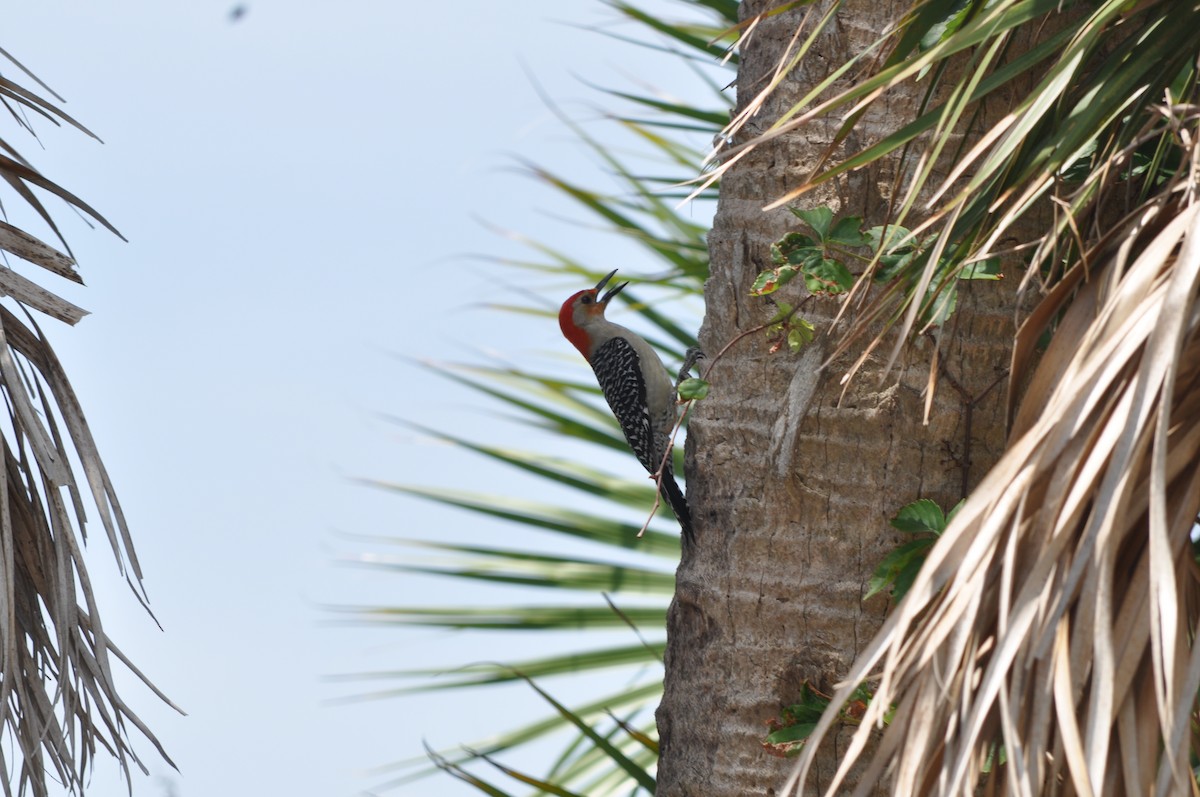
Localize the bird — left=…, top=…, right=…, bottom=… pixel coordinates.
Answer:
left=559, top=269, right=693, bottom=543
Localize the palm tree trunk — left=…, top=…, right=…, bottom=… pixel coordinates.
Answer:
left=655, top=1, right=1036, bottom=792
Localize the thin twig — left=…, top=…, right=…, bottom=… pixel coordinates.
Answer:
left=637, top=302, right=809, bottom=536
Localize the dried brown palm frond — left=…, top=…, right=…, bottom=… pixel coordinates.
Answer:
left=0, top=50, right=177, bottom=796
left=784, top=109, right=1200, bottom=796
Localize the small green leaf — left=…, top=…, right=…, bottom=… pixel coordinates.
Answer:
left=763, top=683, right=831, bottom=756
left=891, top=546, right=932, bottom=602
left=767, top=301, right=794, bottom=324
left=828, top=215, right=868, bottom=247
left=924, top=282, right=958, bottom=326
left=890, top=498, right=947, bottom=534
left=958, top=258, right=1002, bottom=280
left=865, top=537, right=936, bottom=600
left=752, top=265, right=800, bottom=296
left=864, top=224, right=913, bottom=252
left=769, top=242, right=787, bottom=265
left=797, top=250, right=826, bottom=268
left=865, top=568, right=894, bottom=602
left=771, top=232, right=818, bottom=265
left=786, top=319, right=815, bottom=352
left=802, top=258, right=855, bottom=294
left=764, top=722, right=819, bottom=748
left=870, top=498, right=956, bottom=601
left=874, top=251, right=915, bottom=282
left=677, top=378, right=710, bottom=401
left=791, top=206, right=834, bottom=240
left=918, top=0, right=972, bottom=51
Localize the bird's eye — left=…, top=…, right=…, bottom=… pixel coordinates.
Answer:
left=580, top=295, right=592, bottom=305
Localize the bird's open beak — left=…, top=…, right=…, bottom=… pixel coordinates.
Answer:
left=594, top=269, right=628, bottom=304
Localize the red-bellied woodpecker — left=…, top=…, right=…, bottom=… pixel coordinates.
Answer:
left=559, top=269, right=693, bottom=543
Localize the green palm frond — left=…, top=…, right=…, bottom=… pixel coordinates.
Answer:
left=425, top=689, right=659, bottom=797
left=336, top=2, right=737, bottom=793
left=598, top=1, right=740, bottom=65
left=374, top=682, right=665, bottom=794
left=369, top=481, right=683, bottom=554
left=344, top=541, right=675, bottom=602
left=355, top=537, right=674, bottom=592
left=332, top=643, right=666, bottom=697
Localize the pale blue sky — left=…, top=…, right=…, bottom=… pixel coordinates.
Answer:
left=5, top=2, right=720, bottom=795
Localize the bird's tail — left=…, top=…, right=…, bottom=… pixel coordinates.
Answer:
left=659, top=469, right=694, bottom=545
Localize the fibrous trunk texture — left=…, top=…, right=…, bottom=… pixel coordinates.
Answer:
left=655, top=0, right=1041, bottom=793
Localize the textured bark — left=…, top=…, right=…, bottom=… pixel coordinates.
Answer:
left=655, top=1, right=1042, bottom=794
